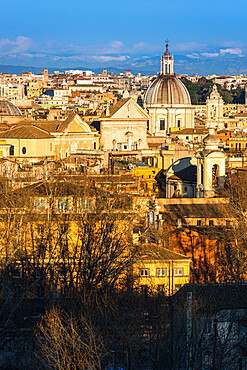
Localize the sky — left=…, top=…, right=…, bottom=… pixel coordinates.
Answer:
left=0, top=0, right=247, bottom=71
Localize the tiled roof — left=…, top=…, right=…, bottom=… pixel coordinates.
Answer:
left=0, top=125, right=53, bottom=139
left=57, top=112, right=77, bottom=132
left=32, top=122, right=60, bottom=133
left=164, top=203, right=237, bottom=219
left=100, top=98, right=131, bottom=118
left=137, top=246, right=191, bottom=261
left=173, top=284, right=247, bottom=312
left=18, top=120, right=60, bottom=133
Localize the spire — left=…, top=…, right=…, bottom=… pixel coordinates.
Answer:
left=160, top=40, right=174, bottom=75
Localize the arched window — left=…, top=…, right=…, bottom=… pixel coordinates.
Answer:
left=212, top=164, right=219, bottom=186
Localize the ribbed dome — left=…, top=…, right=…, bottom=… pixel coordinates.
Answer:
left=144, top=74, right=191, bottom=106
left=0, top=100, right=22, bottom=116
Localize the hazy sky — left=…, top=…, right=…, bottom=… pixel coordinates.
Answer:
left=0, top=0, right=246, bottom=65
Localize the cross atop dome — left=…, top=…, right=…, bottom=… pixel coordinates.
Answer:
left=164, top=39, right=171, bottom=56
left=161, top=40, right=174, bottom=75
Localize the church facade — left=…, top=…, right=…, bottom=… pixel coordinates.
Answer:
left=99, top=97, right=149, bottom=151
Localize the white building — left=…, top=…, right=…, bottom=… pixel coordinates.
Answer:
left=144, top=43, right=194, bottom=136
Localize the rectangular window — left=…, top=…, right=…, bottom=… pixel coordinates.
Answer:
left=141, top=285, right=148, bottom=294
left=34, top=198, right=47, bottom=211
left=160, top=119, right=165, bottom=131
left=226, top=220, right=231, bottom=228
left=139, top=268, right=149, bottom=277
left=80, top=198, right=93, bottom=211
left=60, top=224, right=69, bottom=235
left=58, top=266, right=68, bottom=279
left=9, top=145, right=14, bottom=156
left=205, top=319, right=213, bottom=335
left=57, top=198, right=69, bottom=212
left=158, top=284, right=165, bottom=293
left=37, top=225, right=45, bottom=236
left=12, top=267, right=23, bottom=279
left=197, top=220, right=201, bottom=226
left=209, top=220, right=214, bottom=226
left=174, top=268, right=183, bottom=276
left=156, top=268, right=167, bottom=277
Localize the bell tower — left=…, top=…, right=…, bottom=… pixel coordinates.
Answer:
left=160, top=41, right=174, bottom=75
left=206, top=84, right=224, bottom=129
left=196, top=122, right=226, bottom=198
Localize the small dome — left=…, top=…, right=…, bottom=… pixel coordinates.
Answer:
left=144, top=74, right=191, bottom=106
left=0, top=100, right=22, bottom=116
left=203, top=134, right=220, bottom=145
left=203, top=126, right=221, bottom=150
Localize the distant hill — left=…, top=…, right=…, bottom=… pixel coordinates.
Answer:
left=1, top=53, right=247, bottom=76
left=0, top=65, right=43, bottom=75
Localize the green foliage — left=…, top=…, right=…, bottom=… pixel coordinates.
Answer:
left=180, top=77, right=245, bottom=105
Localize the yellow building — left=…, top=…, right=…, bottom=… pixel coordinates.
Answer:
left=0, top=181, right=140, bottom=297
left=0, top=113, right=100, bottom=161
left=134, top=246, right=191, bottom=295
left=25, top=81, right=43, bottom=98
left=229, top=136, right=247, bottom=152
left=33, top=113, right=100, bottom=159
left=0, top=124, right=54, bottom=159
left=131, top=165, right=160, bottom=192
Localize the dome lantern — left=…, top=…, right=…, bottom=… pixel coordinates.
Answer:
left=160, top=41, right=174, bottom=75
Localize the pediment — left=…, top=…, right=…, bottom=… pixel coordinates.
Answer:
left=110, top=98, right=150, bottom=120
left=60, top=113, right=92, bottom=133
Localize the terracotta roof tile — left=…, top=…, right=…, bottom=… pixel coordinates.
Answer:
left=0, top=125, right=53, bottom=139
left=18, top=119, right=60, bottom=133
left=100, top=98, right=131, bottom=118
left=137, top=246, right=191, bottom=261
left=57, top=112, right=77, bottom=132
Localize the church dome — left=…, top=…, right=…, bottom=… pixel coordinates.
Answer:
left=0, top=100, right=22, bottom=116
left=144, top=74, right=191, bottom=106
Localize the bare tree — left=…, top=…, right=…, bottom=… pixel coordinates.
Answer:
left=37, top=308, right=105, bottom=370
